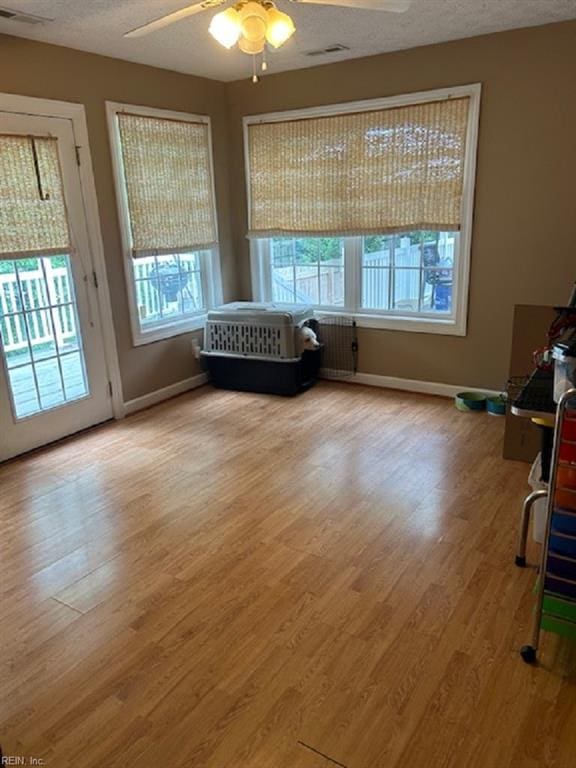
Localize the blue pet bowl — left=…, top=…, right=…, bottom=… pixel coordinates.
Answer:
left=455, top=392, right=487, bottom=411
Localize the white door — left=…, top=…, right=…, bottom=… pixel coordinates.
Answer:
left=0, top=113, right=113, bottom=461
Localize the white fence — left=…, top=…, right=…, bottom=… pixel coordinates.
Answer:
left=272, top=235, right=455, bottom=309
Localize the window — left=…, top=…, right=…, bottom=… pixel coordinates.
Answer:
left=361, top=231, right=455, bottom=314
left=245, top=85, right=480, bottom=335
left=270, top=237, right=345, bottom=307
left=133, top=252, right=206, bottom=328
left=107, top=103, right=222, bottom=344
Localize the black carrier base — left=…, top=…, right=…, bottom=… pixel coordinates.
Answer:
left=202, top=350, right=321, bottom=396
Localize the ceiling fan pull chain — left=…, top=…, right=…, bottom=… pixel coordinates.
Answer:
left=252, top=55, right=259, bottom=83
left=262, top=47, right=268, bottom=71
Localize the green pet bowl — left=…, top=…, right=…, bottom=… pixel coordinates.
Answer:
left=455, top=391, right=487, bottom=411
left=486, top=395, right=507, bottom=416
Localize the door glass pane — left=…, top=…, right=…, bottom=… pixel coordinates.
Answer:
left=61, top=351, right=88, bottom=400
left=0, top=255, right=89, bottom=419
left=6, top=365, right=40, bottom=418
left=52, top=304, right=82, bottom=352
left=28, top=309, right=58, bottom=360
left=35, top=357, right=65, bottom=410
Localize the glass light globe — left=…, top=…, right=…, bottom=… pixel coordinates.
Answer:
left=265, top=7, right=295, bottom=48
left=239, top=2, right=268, bottom=43
left=239, top=1, right=268, bottom=23
left=239, top=35, right=265, bottom=54
left=242, top=16, right=267, bottom=42
left=208, top=8, right=241, bottom=49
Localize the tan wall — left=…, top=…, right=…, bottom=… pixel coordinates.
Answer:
left=0, top=34, right=237, bottom=402
left=2, top=22, right=575, bottom=400
left=225, top=21, right=576, bottom=390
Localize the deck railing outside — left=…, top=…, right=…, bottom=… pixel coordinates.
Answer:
left=0, top=264, right=77, bottom=353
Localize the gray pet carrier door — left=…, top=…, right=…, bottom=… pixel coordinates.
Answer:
left=318, top=316, right=358, bottom=377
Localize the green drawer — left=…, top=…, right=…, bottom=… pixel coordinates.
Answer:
left=541, top=615, right=576, bottom=641
left=542, top=594, right=576, bottom=623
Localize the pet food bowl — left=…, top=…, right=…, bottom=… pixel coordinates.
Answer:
left=486, top=395, right=506, bottom=416
left=455, top=392, right=487, bottom=411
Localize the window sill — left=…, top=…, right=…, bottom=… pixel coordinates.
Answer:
left=132, top=315, right=206, bottom=346
left=315, top=310, right=466, bottom=336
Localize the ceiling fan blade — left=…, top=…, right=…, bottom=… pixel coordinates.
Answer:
left=124, top=0, right=227, bottom=38
left=291, top=0, right=411, bottom=11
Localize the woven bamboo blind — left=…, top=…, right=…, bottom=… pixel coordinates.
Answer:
left=246, top=97, right=470, bottom=238
left=0, top=135, right=71, bottom=261
left=117, top=113, right=217, bottom=257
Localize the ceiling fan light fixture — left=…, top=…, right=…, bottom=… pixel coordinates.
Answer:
left=241, top=16, right=267, bottom=42
left=208, top=7, right=241, bottom=48
left=206, top=0, right=299, bottom=80
left=238, top=35, right=265, bottom=54
left=264, top=7, right=295, bottom=48
left=239, top=0, right=268, bottom=42
left=239, top=1, right=269, bottom=21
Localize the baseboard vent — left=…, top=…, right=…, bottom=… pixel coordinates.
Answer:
left=0, top=6, right=51, bottom=24
left=305, top=43, right=350, bottom=56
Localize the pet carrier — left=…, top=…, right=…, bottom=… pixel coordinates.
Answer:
left=201, top=302, right=321, bottom=396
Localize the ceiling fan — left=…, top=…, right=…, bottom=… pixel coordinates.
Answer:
left=124, top=0, right=412, bottom=80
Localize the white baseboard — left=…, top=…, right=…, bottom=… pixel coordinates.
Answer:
left=124, top=373, right=208, bottom=415
left=320, top=369, right=501, bottom=399
left=123, top=369, right=498, bottom=416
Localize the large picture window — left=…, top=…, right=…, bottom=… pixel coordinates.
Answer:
left=246, top=85, right=480, bottom=335
left=107, top=103, right=222, bottom=344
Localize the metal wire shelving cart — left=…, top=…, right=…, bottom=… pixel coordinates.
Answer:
left=520, top=387, right=576, bottom=664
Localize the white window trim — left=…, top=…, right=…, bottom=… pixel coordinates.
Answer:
left=245, top=83, right=481, bottom=337
left=106, top=101, right=223, bottom=346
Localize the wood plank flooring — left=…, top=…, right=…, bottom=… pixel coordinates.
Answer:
left=1, top=381, right=575, bottom=767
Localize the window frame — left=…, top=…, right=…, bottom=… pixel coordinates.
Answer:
left=106, top=102, right=223, bottom=346
left=245, top=84, right=481, bottom=337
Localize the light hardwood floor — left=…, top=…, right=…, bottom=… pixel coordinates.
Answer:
left=1, top=382, right=575, bottom=768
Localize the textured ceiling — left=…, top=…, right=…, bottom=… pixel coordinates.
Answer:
left=1, top=0, right=576, bottom=81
